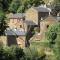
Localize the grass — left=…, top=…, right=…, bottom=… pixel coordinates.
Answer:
left=23, top=40, right=50, bottom=60
left=22, top=40, right=55, bottom=60
left=30, top=40, right=50, bottom=48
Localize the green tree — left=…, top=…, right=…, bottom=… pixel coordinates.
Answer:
left=0, top=0, right=12, bottom=12
left=53, top=0, right=60, bottom=5
left=51, top=0, right=60, bottom=16
left=17, top=0, right=45, bottom=13
left=46, top=23, right=60, bottom=47
left=9, top=0, right=20, bottom=13
left=0, top=10, right=7, bottom=35
left=51, top=4, right=60, bottom=16
left=46, top=23, right=60, bottom=60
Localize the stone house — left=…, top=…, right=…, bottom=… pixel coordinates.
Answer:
left=30, top=16, right=59, bottom=42
left=25, top=5, right=51, bottom=32
left=8, top=13, right=26, bottom=30
left=40, top=15, right=58, bottom=32
left=5, top=28, right=26, bottom=48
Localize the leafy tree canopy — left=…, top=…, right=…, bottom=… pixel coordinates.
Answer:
left=8, top=0, right=45, bottom=13
left=9, top=0, right=21, bottom=13
left=51, top=0, right=60, bottom=16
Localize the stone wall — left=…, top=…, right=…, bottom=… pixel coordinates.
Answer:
left=25, top=8, right=38, bottom=25
left=8, top=18, right=25, bottom=30
left=40, top=16, right=58, bottom=32
left=0, top=36, right=26, bottom=48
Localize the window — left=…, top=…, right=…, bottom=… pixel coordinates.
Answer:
left=20, top=25, right=22, bottom=28
left=47, top=25, right=49, bottom=28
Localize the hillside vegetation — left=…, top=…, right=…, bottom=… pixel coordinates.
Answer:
left=0, top=23, right=60, bottom=60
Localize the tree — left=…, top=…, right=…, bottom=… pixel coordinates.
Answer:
left=25, top=26, right=35, bottom=47
left=28, top=0, right=45, bottom=7
left=53, top=0, right=60, bottom=5
left=0, top=0, right=12, bottom=12
left=9, top=0, right=20, bottom=13
left=46, top=23, right=60, bottom=47
left=0, top=10, right=7, bottom=35
left=17, top=0, right=45, bottom=13
left=46, top=23, right=60, bottom=60
left=51, top=0, right=60, bottom=16
left=51, top=4, right=60, bottom=16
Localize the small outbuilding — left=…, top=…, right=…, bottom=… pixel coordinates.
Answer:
left=5, top=28, right=26, bottom=48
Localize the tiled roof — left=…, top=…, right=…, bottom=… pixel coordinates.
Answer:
left=5, top=29, right=26, bottom=36
left=24, top=20, right=37, bottom=25
left=9, top=13, right=25, bottom=19
left=33, top=6, right=51, bottom=12
left=40, top=16, right=60, bottom=22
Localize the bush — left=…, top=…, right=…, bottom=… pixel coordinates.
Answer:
left=24, top=46, right=46, bottom=60
left=14, top=46, right=25, bottom=60
left=45, top=23, right=60, bottom=60
left=0, top=45, right=24, bottom=60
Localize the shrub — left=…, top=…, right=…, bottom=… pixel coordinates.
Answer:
left=45, top=23, right=60, bottom=60
left=0, top=45, right=24, bottom=60
left=24, top=46, right=46, bottom=60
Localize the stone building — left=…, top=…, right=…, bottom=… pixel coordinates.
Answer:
left=40, top=16, right=58, bottom=32
left=30, top=16, right=59, bottom=42
left=25, top=5, right=51, bottom=32
left=8, top=13, right=25, bottom=30
left=25, top=6, right=51, bottom=25
left=5, top=29, right=26, bottom=48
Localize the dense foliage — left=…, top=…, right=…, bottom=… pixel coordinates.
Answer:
left=51, top=4, right=60, bottom=16
left=0, top=46, right=24, bottom=60
left=0, top=0, right=44, bottom=13
left=46, top=23, right=60, bottom=60
left=0, top=45, right=47, bottom=60
left=51, top=0, right=60, bottom=16
left=0, top=10, right=7, bottom=35
left=9, top=0, right=21, bottom=13
left=9, top=0, right=44, bottom=13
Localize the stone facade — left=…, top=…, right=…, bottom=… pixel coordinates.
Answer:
left=8, top=18, right=24, bottom=29
left=30, top=16, right=59, bottom=41
left=5, top=6, right=59, bottom=47
left=25, top=8, right=38, bottom=25
left=25, top=6, right=50, bottom=25
left=8, top=13, right=26, bottom=31
left=0, top=36, right=25, bottom=48
left=40, top=16, right=58, bottom=32
left=25, top=6, right=50, bottom=32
